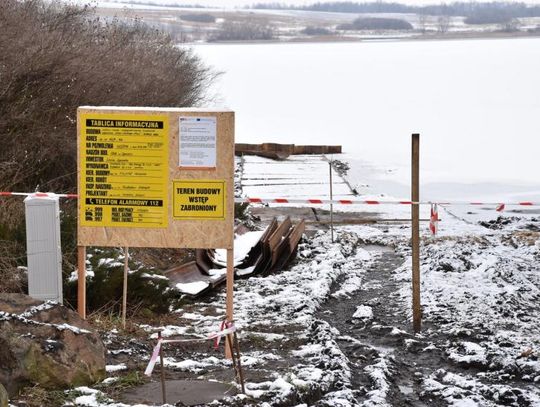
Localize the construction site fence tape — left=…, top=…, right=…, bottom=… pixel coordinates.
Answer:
left=2, top=192, right=539, bottom=208
left=144, top=324, right=237, bottom=377
left=235, top=198, right=540, bottom=207
left=0, top=192, right=78, bottom=198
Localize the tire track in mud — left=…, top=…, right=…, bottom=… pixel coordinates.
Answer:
left=316, top=245, right=445, bottom=407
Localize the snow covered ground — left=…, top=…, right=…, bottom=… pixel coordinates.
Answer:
left=23, top=154, right=538, bottom=407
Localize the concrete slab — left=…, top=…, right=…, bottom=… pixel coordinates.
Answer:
left=120, top=380, right=237, bottom=406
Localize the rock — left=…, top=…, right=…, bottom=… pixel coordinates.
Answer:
left=0, top=383, right=7, bottom=407
left=0, top=293, right=106, bottom=396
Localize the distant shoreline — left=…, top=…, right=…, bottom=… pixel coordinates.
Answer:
left=183, top=30, right=540, bottom=46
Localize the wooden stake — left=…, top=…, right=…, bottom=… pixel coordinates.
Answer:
left=227, top=333, right=239, bottom=382
left=411, top=133, right=421, bottom=333
left=77, top=246, right=86, bottom=319
left=233, top=332, right=246, bottom=393
left=329, top=159, right=334, bottom=243
left=225, top=248, right=234, bottom=359
left=158, top=331, right=167, bottom=405
left=122, top=247, right=129, bottom=330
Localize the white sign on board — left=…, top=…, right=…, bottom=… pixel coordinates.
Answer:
left=179, top=116, right=217, bottom=168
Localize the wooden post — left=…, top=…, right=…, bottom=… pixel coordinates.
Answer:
left=233, top=332, right=246, bottom=393
left=158, top=331, right=167, bottom=405
left=77, top=246, right=86, bottom=319
left=411, top=133, right=421, bottom=333
left=225, top=248, right=234, bottom=359
left=329, top=160, right=334, bottom=243
left=122, top=247, right=129, bottom=329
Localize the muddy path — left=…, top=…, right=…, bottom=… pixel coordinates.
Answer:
left=314, top=239, right=540, bottom=407
left=316, top=246, right=446, bottom=406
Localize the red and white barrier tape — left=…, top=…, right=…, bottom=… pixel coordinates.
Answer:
left=144, top=322, right=237, bottom=376
left=2, top=192, right=539, bottom=209
left=429, top=204, right=439, bottom=235
left=235, top=197, right=540, bottom=207
left=213, top=320, right=234, bottom=350
left=0, top=192, right=78, bottom=198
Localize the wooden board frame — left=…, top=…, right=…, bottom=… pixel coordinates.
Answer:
left=77, top=107, right=235, bottom=249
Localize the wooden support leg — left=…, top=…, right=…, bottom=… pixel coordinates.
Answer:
left=233, top=332, right=246, bottom=394
left=225, top=248, right=234, bottom=359
left=158, top=332, right=167, bottom=405
left=77, top=246, right=86, bottom=319
left=227, top=333, right=238, bottom=376
left=122, top=247, right=129, bottom=330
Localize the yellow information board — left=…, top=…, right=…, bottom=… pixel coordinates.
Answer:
left=173, top=180, right=226, bottom=220
left=80, top=113, right=169, bottom=228
left=77, top=107, right=234, bottom=249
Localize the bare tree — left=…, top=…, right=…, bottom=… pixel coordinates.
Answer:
left=418, top=12, right=428, bottom=34
left=437, top=14, right=451, bottom=33
left=500, top=18, right=521, bottom=32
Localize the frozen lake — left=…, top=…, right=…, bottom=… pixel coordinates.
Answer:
left=191, top=38, right=540, bottom=201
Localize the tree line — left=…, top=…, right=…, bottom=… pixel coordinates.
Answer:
left=253, top=1, right=540, bottom=19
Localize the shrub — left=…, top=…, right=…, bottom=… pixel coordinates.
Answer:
left=64, top=248, right=182, bottom=314
left=300, top=26, right=332, bottom=35
left=179, top=13, right=216, bottom=23
left=0, top=0, right=212, bottom=198
left=210, top=20, right=274, bottom=41
left=0, top=0, right=214, bottom=293
left=338, top=17, right=413, bottom=30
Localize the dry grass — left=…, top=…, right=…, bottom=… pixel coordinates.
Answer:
left=0, top=240, right=27, bottom=293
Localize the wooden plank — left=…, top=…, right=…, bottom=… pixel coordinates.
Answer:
left=235, top=143, right=342, bottom=156
left=268, top=217, right=292, bottom=251
left=196, top=249, right=215, bottom=275
left=271, top=220, right=305, bottom=273
left=252, top=228, right=276, bottom=275
left=237, top=218, right=277, bottom=271
left=164, top=261, right=212, bottom=297
left=268, top=227, right=294, bottom=273
left=288, top=219, right=305, bottom=251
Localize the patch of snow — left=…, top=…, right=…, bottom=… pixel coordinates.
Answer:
left=236, top=265, right=256, bottom=276
left=105, top=364, right=127, bottom=372
left=180, top=312, right=205, bottom=320
left=175, top=281, right=209, bottom=295
left=363, top=353, right=393, bottom=406
left=247, top=331, right=286, bottom=342
left=110, top=348, right=132, bottom=355
left=98, top=258, right=123, bottom=268
left=353, top=305, right=373, bottom=320
left=141, top=272, right=169, bottom=280
left=214, top=230, right=264, bottom=266
left=332, top=275, right=363, bottom=299
left=208, top=268, right=227, bottom=283
left=55, top=323, right=91, bottom=334
left=448, top=341, right=487, bottom=366
left=19, top=301, right=57, bottom=317
left=163, top=358, right=211, bottom=373
left=149, top=325, right=189, bottom=339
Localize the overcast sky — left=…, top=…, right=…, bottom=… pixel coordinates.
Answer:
left=88, top=0, right=540, bottom=8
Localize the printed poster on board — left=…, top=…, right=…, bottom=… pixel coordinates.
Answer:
left=179, top=116, right=217, bottom=168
